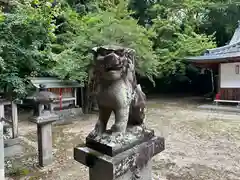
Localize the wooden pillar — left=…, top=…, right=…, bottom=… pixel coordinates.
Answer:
left=218, top=64, right=221, bottom=94
left=210, top=69, right=215, bottom=93
left=74, top=88, right=77, bottom=107
left=11, top=101, right=18, bottom=138
left=80, top=87, right=84, bottom=109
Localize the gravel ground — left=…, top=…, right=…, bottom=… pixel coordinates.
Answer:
left=5, top=96, right=240, bottom=180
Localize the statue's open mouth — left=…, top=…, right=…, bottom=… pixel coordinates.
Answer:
left=105, top=66, right=122, bottom=72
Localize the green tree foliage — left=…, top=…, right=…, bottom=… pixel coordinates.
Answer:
left=0, top=0, right=60, bottom=98
left=0, top=0, right=238, bottom=98
left=142, top=0, right=216, bottom=77
left=200, top=0, right=240, bottom=46
left=51, top=0, right=159, bottom=82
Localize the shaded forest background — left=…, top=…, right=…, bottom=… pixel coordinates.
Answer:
left=0, top=0, right=240, bottom=98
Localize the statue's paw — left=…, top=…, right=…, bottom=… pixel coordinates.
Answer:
left=88, top=129, right=101, bottom=139
left=88, top=124, right=106, bottom=139
left=110, top=124, right=125, bottom=134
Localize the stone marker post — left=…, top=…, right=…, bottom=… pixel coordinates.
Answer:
left=30, top=84, right=59, bottom=167
left=32, top=115, right=57, bottom=167
left=11, top=101, right=18, bottom=138
left=0, top=103, right=4, bottom=119
left=0, top=120, right=4, bottom=179
left=74, top=45, right=165, bottom=180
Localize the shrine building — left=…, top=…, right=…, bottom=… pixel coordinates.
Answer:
left=187, top=21, right=240, bottom=105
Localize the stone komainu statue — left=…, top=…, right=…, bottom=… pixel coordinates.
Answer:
left=89, top=45, right=146, bottom=135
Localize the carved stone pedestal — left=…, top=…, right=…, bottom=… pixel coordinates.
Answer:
left=74, top=128, right=164, bottom=180
left=31, top=113, right=58, bottom=167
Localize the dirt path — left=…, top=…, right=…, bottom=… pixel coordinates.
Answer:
left=6, top=97, right=240, bottom=180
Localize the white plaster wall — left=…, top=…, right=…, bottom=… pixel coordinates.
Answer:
left=221, top=62, right=240, bottom=88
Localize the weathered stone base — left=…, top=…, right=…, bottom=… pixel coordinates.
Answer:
left=4, top=144, right=23, bottom=158
left=4, top=137, right=20, bottom=148
left=55, top=108, right=83, bottom=120
left=115, top=160, right=152, bottom=180
left=74, top=136, right=164, bottom=180
left=86, top=125, right=154, bottom=157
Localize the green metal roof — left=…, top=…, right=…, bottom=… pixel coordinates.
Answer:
left=29, top=77, right=82, bottom=89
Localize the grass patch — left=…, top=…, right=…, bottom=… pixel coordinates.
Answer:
left=8, top=165, right=30, bottom=177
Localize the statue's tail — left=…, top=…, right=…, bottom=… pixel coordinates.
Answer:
left=128, top=84, right=146, bottom=126
left=133, top=84, right=146, bottom=108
